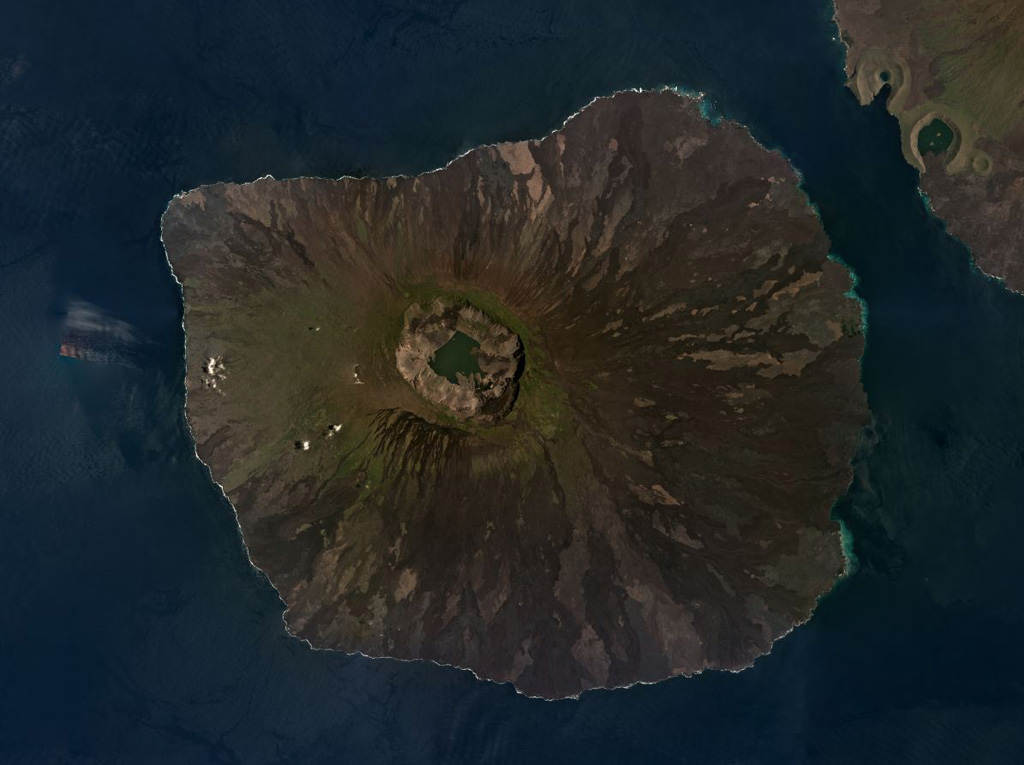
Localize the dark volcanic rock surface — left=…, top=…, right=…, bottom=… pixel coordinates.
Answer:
left=162, top=89, right=869, bottom=699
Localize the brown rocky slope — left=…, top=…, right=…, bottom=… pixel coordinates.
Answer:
left=162, top=89, right=869, bottom=698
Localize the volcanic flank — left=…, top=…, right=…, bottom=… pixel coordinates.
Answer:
left=162, top=89, right=869, bottom=699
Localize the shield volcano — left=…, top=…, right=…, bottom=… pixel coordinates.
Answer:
left=162, top=88, right=869, bottom=699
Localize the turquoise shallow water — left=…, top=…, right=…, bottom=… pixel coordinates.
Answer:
left=2, top=0, right=1024, bottom=762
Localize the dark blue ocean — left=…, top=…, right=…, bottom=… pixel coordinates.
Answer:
left=3, top=0, right=1024, bottom=761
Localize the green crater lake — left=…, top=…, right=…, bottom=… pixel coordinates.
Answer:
left=430, top=331, right=481, bottom=383
left=918, top=118, right=955, bottom=155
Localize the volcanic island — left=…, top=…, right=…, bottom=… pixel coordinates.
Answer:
left=162, top=89, right=869, bottom=699
left=834, top=0, right=1024, bottom=291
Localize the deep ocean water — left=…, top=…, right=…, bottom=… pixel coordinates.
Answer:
left=2, top=0, right=1023, bottom=762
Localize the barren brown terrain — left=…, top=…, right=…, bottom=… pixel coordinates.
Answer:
left=162, top=89, right=869, bottom=698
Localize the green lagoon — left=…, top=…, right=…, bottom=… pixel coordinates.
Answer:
left=429, top=330, right=481, bottom=383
